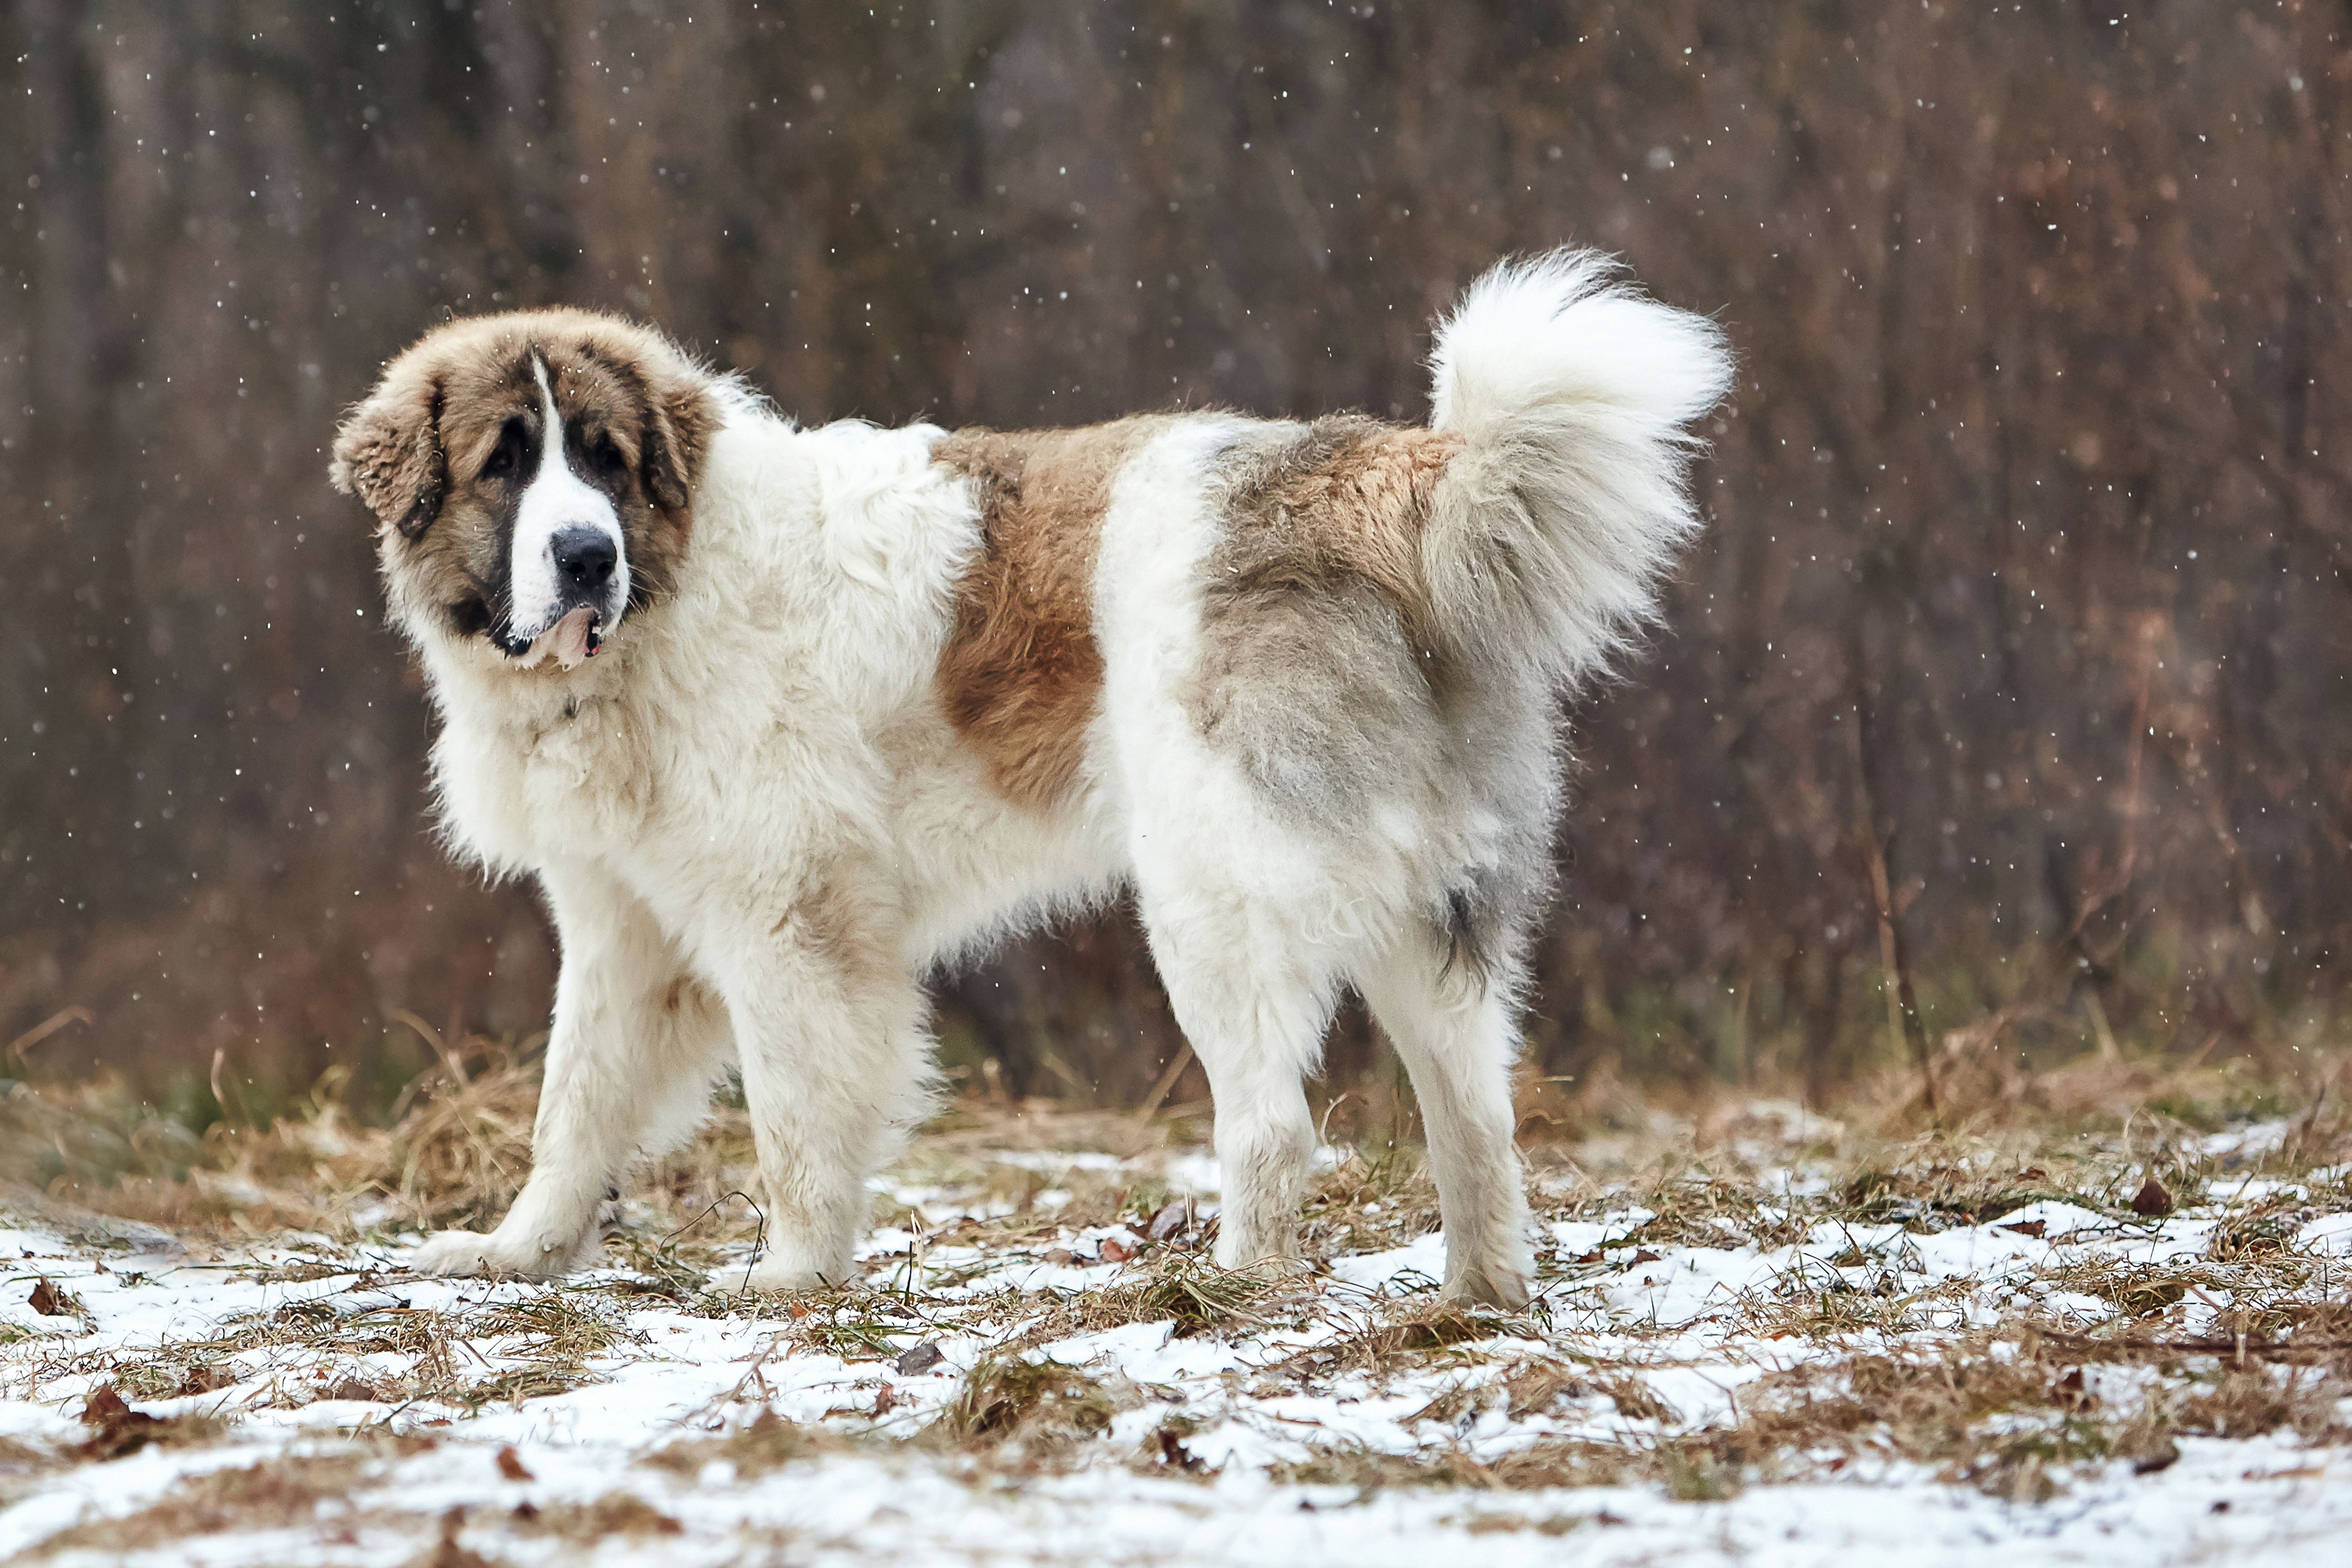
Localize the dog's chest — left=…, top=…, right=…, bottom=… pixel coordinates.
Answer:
left=439, top=691, right=662, bottom=867
left=528, top=695, right=662, bottom=833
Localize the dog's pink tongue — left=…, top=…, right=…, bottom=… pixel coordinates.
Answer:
left=545, top=606, right=596, bottom=670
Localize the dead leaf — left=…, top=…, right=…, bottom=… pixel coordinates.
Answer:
left=80, top=1385, right=132, bottom=1424
left=1152, top=1425, right=1205, bottom=1472
left=1100, top=1236, right=1135, bottom=1263
left=1999, top=1220, right=2047, bottom=1238
left=76, top=1385, right=166, bottom=1459
left=1146, top=1200, right=1190, bottom=1242
left=176, top=1363, right=235, bottom=1397
left=2132, top=1179, right=2176, bottom=1217
left=28, top=1278, right=69, bottom=1316
left=496, top=1445, right=534, bottom=1482
left=894, top=1341, right=944, bottom=1376
left=2055, top=1368, right=2097, bottom=1412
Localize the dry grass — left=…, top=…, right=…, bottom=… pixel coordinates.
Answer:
left=503, top=1490, right=684, bottom=1542
left=374, top=1020, right=543, bottom=1232
left=646, top=1407, right=845, bottom=1479
left=1272, top=1329, right=2344, bottom=1506
left=17, top=1452, right=375, bottom=1560
left=997, top=1252, right=1291, bottom=1354
left=933, top=1355, right=1129, bottom=1449
left=1274, top=1435, right=1637, bottom=1495
left=2, top=1036, right=2350, bottom=1557
left=761, top=1287, right=933, bottom=1363
left=1267, top=1300, right=1522, bottom=1389
left=13, top=1273, right=650, bottom=1424
left=1, top=1031, right=547, bottom=1242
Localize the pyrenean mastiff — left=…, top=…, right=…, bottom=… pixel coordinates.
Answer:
left=331, top=252, right=1729, bottom=1305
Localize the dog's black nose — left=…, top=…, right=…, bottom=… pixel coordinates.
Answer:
left=552, top=527, right=617, bottom=588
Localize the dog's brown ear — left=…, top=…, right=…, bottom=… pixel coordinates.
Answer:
left=639, top=374, right=715, bottom=515
left=331, top=370, right=445, bottom=538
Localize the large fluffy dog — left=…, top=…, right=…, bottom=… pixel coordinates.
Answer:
left=332, top=252, right=1728, bottom=1305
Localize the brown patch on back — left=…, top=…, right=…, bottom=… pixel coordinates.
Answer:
left=1213, top=417, right=1464, bottom=642
left=1182, top=418, right=1470, bottom=828
left=932, top=419, right=1153, bottom=809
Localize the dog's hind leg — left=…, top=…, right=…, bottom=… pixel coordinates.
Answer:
left=1137, top=879, right=1339, bottom=1272
left=1354, top=929, right=1536, bottom=1307
left=412, top=860, right=731, bottom=1280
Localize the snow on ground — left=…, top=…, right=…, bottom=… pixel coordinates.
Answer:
left=2, top=1106, right=2348, bottom=1565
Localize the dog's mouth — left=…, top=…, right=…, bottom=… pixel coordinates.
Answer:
left=498, top=605, right=606, bottom=670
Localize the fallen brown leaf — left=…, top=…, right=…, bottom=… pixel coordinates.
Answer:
left=76, top=1385, right=166, bottom=1459
left=1152, top=1425, right=1205, bottom=1472
left=176, top=1363, right=236, bottom=1397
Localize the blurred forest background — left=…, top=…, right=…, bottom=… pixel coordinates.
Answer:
left=3, top=0, right=2348, bottom=1128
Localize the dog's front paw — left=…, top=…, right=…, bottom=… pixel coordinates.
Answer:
left=410, top=1229, right=584, bottom=1281
left=1441, top=1250, right=1536, bottom=1310
left=735, top=1248, right=858, bottom=1294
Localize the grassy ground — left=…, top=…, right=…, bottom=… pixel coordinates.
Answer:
left=2, top=1039, right=2348, bottom=1565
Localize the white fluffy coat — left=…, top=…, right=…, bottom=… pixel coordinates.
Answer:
left=394, top=253, right=1729, bottom=1303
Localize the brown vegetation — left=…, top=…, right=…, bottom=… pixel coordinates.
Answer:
left=3, top=1044, right=2348, bottom=1556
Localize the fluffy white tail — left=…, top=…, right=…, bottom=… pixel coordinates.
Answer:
left=1423, top=249, right=1732, bottom=688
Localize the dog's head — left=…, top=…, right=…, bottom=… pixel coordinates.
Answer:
left=332, top=309, right=715, bottom=668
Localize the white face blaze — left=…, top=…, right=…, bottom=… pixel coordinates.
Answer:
left=508, top=357, right=629, bottom=650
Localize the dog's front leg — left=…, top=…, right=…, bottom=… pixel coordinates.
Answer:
left=703, top=878, right=932, bottom=1292
left=413, top=861, right=728, bottom=1280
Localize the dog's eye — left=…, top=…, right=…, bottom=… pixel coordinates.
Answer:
left=483, top=420, right=527, bottom=479
left=590, top=434, right=626, bottom=477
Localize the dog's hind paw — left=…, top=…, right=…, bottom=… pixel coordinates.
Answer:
left=410, top=1229, right=581, bottom=1281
